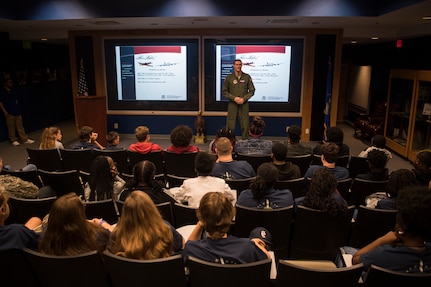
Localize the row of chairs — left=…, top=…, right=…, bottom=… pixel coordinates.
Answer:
left=2, top=247, right=428, bottom=287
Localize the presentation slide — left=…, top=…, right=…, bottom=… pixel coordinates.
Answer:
left=115, top=45, right=187, bottom=101
left=215, top=45, right=292, bottom=102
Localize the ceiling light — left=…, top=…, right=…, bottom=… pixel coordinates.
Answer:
left=371, top=37, right=379, bottom=40
left=422, top=16, right=431, bottom=20
left=351, top=40, right=357, bottom=44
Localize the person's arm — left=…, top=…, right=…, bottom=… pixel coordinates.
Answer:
left=250, top=238, right=271, bottom=259
left=242, top=75, right=255, bottom=102
left=187, top=221, right=204, bottom=241
left=0, top=102, right=8, bottom=116
left=352, top=231, right=398, bottom=265
left=92, top=218, right=114, bottom=232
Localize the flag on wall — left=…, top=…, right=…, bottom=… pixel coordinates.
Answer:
left=77, top=58, right=89, bottom=96
left=323, top=56, right=332, bottom=141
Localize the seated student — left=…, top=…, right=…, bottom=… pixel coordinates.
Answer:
left=104, top=131, right=123, bottom=150
left=166, top=125, right=199, bottom=154
left=212, top=137, right=256, bottom=179
left=304, top=142, right=350, bottom=180
left=376, top=168, right=417, bottom=210
left=183, top=192, right=271, bottom=264
left=39, top=126, right=64, bottom=150
left=119, top=160, right=177, bottom=204
left=297, top=168, right=347, bottom=216
left=72, top=125, right=104, bottom=150
left=38, top=193, right=111, bottom=255
left=128, top=126, right=163, bottom=154
left=352, top=185, right=431, bottom=273
left=0, top=192, right=42, bottom=250
left=208, top=126, right=236, bottom=154
left=271, top=142, right=301, bottom=180
left=356, top=149, right=389, bottom=181
left=285, top=125, right=312, bottom=156
left=234, top=116, right=273, bottom=155
left=237, top=162, right=293, bottom=209
left=109, top=191, right=183, bottom=259
left=173, top=152, right=234, bottom=208
left=313, top=126, right=350, bottom=157
left=358, top=134, right=392, bottom=161
left=412, top=150, right=431, bottom=186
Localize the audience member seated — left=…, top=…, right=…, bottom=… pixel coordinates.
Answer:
left=173, top=152, right=234, bottom=208
left=313, top=126, right=350, bottom=157
left=304, top=142, right=349, bottom=180
left=0, top=154, right=36, bottom=173
left=108, top=191, right=183, bottom=259
left=297, top=168, right=347, bottom=216
left=208, top=126, right=236, bottom=154
left=234, top=116, right=273, bottom=155
left=83, top=156, right=125, bottom=201
left=351, top=185, right=431, bottom=273
left=72, top=125, right=104, bottom=150
left=237, top=162, right=293, bottom=209
left=39, top=126, right=64, bottom=150
left=285, top=125, right=312, bottom=156
left=356, top=149, right=389, bottom=181
left=104, top=131, right=123, bottom=150
left=183, top=192, right=271, bottom=264
left=271, top=142, right=301, bottom=180
left=0, top=192, right=41, bottom=250
left=119, top=160, right=177, bottom=204
left=376, top=169, right=417, bottom=210
left=166, top=125, right=199, bottom=154
left=38, top=193, right=110, bottom=255
left=411, top=150, right=431, bottom=186
left=212, top=137, right=256, bottom=179
left=358, top=134, right=392, bottom=161
left=128, top=125, right=163, bottom=154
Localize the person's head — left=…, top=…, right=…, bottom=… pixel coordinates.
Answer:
left=325, top=126, right=344, bottom=145
left=367, top=149, right=388, bottom=170
left=106, top=131, right=120, bottom=145
left=371, top=135, right=386, bottom=149
left=215, top=137, right=233, bottom=156
left=233, top=59, right=242, bottom=73
left=134, top=126, right=150, bottom=142
left=250, top=163, right=279, bottom=199
left=386, top=168, right=417, bottom=198
left=0, top=156, right=3, bottom=171
left=110, top=191, right=173, bottom=259
left=395, top=185, right=431, bottom=241
left=40, top=126, right=62, bottom=149
left=195, top=152, right=216, bottom=176
left=197, top=192, right=235, bottom=240
left=271, top=142, right=287, bottom=162
left=133, top=160, right=155, bottom=184
left=170, top=125, right=193, bottom=147
left=0, top=192, right=10, bottom=225
left=414, top=150, right=431, bottom=170
left=248, top=116, right=265, bottom=138
left=88, top=156, right=116, bottom=200
left=287, top=125, right=302, bottom=144
left=216, top=126, right=236, bottom=143
left=78, top=125, right=93, bottom=142
left=3, top=77, right=13, bottom=89
left=321, top=142, right=339, bottom=164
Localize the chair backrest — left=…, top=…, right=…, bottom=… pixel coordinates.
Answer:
left=362, top=264, right=431, bottom=287
left=188, top=256, right=272, bottom=287
left=348, top=156, right=370, bottom=179
left=276, top=260, right=364, bottom=287
left=348, top=178, right=388, bottom=207
left=23, top=248, right=111, bottom=287
left=93, top=149, right=130, bottom=174
left=26, top=148, right=63, bottom=171
left=165, top=174, right=189, bottom=188
left=234, top=153, right=272, bottom=172
left=311, top=154, right=350, bottom=168
left=349, top=205, right=397, bottom=248
left=103, top=251, right=187, bottom=287
left=172, top=203, right=198, bottom=228
left=289, top=205, right=355, bottom=260
left=156, top=201, right=175, bottom=226
left=0, top=249, right=40, bottom=287
left=285, top=154, right=312, bottom=177
left=225, top=177, right=255, bottom=197
left=164, top=151, right=198, bottom=177
left=8, top=196, right=56, bottom=224
left=60, top=149, right=94, bottom=172
left=38, top=169, right=84, bottom=197
left=127, top=150, right=165, bottom=176
left=337, top=178, right=353, bottom=201
left=274, top=177, right=307, bottom=199
left=84, top=199, right=119, bottom=224
left=234, top=204, right=294, bottom=259
left=2, top=168, right=44, bottom=188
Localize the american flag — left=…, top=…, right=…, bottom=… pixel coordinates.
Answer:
left=77, top=58, right=88, bottom=96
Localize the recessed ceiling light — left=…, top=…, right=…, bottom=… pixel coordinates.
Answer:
left=371, top=37, right=379, bottom=40
left=351, top=40, right=357, bottom=44
left=422, top=16, right=431, bottom=20
left=40, top=38, right=48, bottom=41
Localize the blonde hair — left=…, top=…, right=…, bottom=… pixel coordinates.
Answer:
left=134, top=126, right=149, bottom=142
left=109, top=191, right=173, bottom=259
left=215, top=137, right=232, bottom=155
left=40, top=126, right=60, bottom=149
